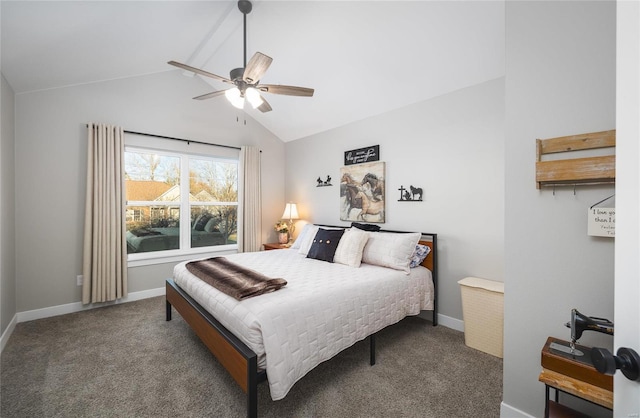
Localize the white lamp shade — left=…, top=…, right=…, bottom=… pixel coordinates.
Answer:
left=225, top=87, right=245, bottom=109
left=281, top=203, right=299, bottom=220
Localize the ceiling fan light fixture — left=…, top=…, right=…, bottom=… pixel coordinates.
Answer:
left=225, top=87, right=245, bottom=109
left=245, top=87, right=264, bottom=108
left=168, top=0, right=313, bottom=113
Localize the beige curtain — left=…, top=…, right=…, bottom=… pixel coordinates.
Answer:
left=238, top=146, right=262, bottom=252
left=82, top=123, right=128, bottom=304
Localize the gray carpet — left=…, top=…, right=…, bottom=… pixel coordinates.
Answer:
left=1, top=296, right=502, bottom=417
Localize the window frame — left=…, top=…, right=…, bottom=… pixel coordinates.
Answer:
left=124, top=141, right=240, bottom=267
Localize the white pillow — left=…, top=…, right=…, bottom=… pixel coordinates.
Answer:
left=361, top=231, right=421, bottom=273
left=290, top=223, right=312, bottom=250
left=297, top=225, right=320, bottom=255
left=334, top=228, right=369, bottom=268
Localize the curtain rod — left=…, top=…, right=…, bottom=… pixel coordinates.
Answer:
left=124, top=130, right=241, bottom=151
left=86, top=124, right=242, bottom=151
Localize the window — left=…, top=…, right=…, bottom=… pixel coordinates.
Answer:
left=124, top=147, right=238, bottom=260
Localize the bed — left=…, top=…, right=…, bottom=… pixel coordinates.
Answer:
left=165, top=226, right=438, bottom=418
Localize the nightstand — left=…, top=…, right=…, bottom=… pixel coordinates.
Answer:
left=263, top=242, right=290, bottom=251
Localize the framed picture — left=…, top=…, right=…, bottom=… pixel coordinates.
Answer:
left=340, top=161, right=385, bottom=223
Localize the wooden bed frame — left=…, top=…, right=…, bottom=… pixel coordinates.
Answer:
left=165, top=230, right=437, bottom=418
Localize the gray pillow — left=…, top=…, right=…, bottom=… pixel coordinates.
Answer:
left=351, top=222, right=381, bottom=232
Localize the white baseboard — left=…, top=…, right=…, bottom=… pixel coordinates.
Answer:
left=438, top=313, right=464, bottom=332
left=0, top=314, right=17, bottom=354
left=15, top=287, right=166, bottom=323
left=1, top=288, right=165, bottom=355
left=416, top=311, right=463, bottom=332
left=500, top=401, right=535, bottom=418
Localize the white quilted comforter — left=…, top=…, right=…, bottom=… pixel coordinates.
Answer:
left=173, top=249, right=434, bottom=400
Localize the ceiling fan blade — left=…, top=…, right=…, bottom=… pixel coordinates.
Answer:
left=193, top=90, right=229, bottom=101
left=168, top=61, right=232, bottom=84
left=258, top=84, right=314, bottom=97
left=257, top=96, right=272, bottom=113
left=243, top=52, right=273, bottom=84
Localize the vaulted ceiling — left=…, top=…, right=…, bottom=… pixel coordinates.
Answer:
left=1, top=1, right=505, bottom=142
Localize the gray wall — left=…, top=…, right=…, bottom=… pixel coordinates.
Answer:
left=1, top=74, right=16, bottom=336
left=285, top=78, right=505, bottom=324
left=503, top=2, right=615, bottom=417
left=13, top=70, right=286, bottom=312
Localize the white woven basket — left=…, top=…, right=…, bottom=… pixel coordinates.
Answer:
left=458, top=277, right=504, bottom=358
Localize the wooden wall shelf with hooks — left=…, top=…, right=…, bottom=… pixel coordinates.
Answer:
left=536, top=130, right=616, bottom=189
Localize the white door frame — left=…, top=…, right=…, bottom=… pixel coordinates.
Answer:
left=614, top=1, right=640, bottom=414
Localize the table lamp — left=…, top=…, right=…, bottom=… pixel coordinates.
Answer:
left=281, top=203, right=299, bottom=243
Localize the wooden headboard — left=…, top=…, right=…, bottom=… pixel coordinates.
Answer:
left=415, top=233, right=438, bottom=326
left=418, top=236, right=437, bottom=273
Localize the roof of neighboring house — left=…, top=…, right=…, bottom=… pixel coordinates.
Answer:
left=156, top=185, right=181, bottom=202
left=125, top=180, right=173, bottom=201
left=126, top=180, right=217, bottom=202
left=194, top=190, right=216, bottom=202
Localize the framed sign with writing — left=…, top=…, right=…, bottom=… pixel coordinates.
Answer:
left=588, top=207, right=615, bottom=237
left=344, top=145, right=379, bottom=166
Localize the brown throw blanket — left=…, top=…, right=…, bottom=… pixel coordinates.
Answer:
left=185, top=257, right=287, bottom=300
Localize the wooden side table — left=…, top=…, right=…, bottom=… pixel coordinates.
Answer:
left=539, top=337, right=613, bottom=417
left=263, top=242, right=290, bottom=251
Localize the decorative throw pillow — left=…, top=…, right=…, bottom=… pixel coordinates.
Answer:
left=351, top=222, right=381, bottom=232
left=297, top=225, right=320, bottom=255
left=306, top=228, right=345, bottom=263
left=334, top=228, right=370, bottom=268
left=361, top=231, right=421, bottom=273
left=409, top=244, right=431, bottom=268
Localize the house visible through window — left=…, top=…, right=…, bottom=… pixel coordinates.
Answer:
left=124, top=147, right=238, bottom=258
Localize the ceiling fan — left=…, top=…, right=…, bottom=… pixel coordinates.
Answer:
left=168, top=0, right=314, bottom=113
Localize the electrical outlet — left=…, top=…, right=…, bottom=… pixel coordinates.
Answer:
left=76, top=275, right=83, bottom=286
